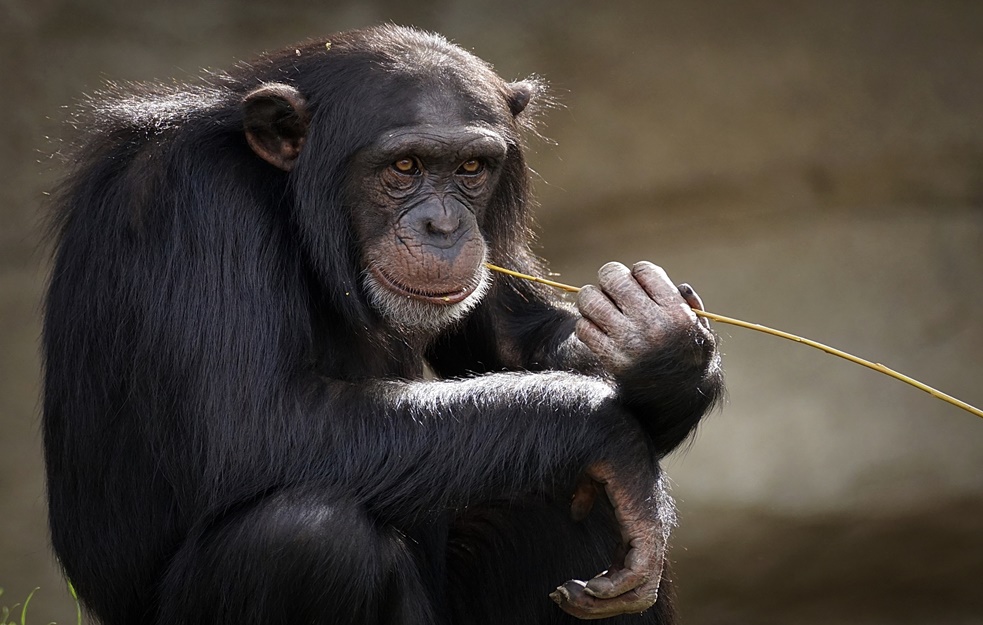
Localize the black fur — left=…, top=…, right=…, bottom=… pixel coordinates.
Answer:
left=43, top=25, right=722, bottom=625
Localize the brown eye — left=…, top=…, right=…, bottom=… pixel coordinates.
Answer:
left=392, top=158, right=419, bottom=175
left=458, top=159, right=483, bottom=175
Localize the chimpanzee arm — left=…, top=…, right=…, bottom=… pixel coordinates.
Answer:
left=294, top=372, right=650, bottom=524
left=165, top=370, right=673, bottom=619
left=428, top=262, right=723, bottom=455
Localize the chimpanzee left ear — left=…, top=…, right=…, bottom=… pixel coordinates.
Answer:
left=505, top=80, right=538, bottom=117
left=242, top=83, right=310, bottom=172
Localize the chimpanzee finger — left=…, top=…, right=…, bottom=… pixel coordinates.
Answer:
left=677, top=283, right=711, bottom=330
left=676, top=283, right=704, bottom=311
left=551, top=459, right=671, bottom=618
left=583, top=535, right=661, bottom=599
left=575, top=318, right=625, bottom=370
left=576, top=284, right=624, bottom=335
left=550, top=577, right=661, bottom=619
left=630, top=262, right=684, bottom=306
left=632, top=261, right=697, bottom=323
left=595, top=262, right=652, bottom=316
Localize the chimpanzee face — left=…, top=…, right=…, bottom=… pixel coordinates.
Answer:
left=243, top=78, right=534, bottom=334
left=347, top=107, right=510, bottom=331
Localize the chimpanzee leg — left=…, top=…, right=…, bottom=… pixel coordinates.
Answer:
left=447, top=498, right=676, bottom=625
left=156, top=488, right=437, bottom=625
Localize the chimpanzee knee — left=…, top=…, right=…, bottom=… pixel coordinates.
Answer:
left=156, top=489, right=436, bottom=625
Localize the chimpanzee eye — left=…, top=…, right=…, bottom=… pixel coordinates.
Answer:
left=392, top=158, right=419, bottom=175
left=457, top=159, right=483, bottom=175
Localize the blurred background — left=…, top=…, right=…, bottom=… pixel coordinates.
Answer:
left=2, top=1, right=981, bottom=623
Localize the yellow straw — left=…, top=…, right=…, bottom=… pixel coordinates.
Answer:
left=484, top=262, right=983, bottom=420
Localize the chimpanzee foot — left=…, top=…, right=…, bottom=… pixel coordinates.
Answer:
left=551, top=461, right=670, bottom=619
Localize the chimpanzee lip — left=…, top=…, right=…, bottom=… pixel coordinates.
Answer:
left=370, top=265, right=475, bottom=305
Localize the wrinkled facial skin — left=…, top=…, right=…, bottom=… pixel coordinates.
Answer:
left=350, top=111, right=509, bottom=333
left=243, top=76, right=534, bottom=334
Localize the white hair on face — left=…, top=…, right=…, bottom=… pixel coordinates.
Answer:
left=361, top=264, right=491, bottom=334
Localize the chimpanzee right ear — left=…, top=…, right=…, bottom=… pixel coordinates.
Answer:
left=242, top=83, right=310, bottom=172
left=505, top=79, right=540, bottom=117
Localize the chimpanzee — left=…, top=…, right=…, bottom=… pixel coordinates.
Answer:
left=43, top=24, right=722, bottom=625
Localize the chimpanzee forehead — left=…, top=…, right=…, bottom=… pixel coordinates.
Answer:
left=369, top=48, right=510, bottom=122
left=411, top=83, right=506, bottom=128
left=313, top=27, right=517, bottom=132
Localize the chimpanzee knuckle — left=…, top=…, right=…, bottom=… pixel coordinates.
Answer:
left=631, top=260, right=667, bottom=279
left=598, top=261, right=630, bottom=283
left=598, top=263, right=641, bottom=301
left=575, top=285, right=602, bottom=315
left=597, top=262, right=633, bottom=292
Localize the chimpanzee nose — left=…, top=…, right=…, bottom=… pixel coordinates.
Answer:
left=417, top=198, right=462, bottom=235
left=426, top=212, right=461, bottom=236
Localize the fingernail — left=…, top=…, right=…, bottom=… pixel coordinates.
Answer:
left=549, top=586, right=570, bottom=605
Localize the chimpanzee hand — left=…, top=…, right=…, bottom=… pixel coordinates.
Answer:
left=551, top=262, right=718, bottom=618
left=550, top=459, right=674, bottom=619
left=573, top=260, right=721, bottom=456
left=574, top=261, right=712, bottom=379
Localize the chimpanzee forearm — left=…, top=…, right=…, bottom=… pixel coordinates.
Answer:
left=483, top=272, right=723, bottom=438
left=297, top=372, right=654, bottom=524
left=427, top=275, right=721, bottom=458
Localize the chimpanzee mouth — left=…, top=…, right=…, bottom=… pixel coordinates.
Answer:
left=369, top=266, right=479, bottom=305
